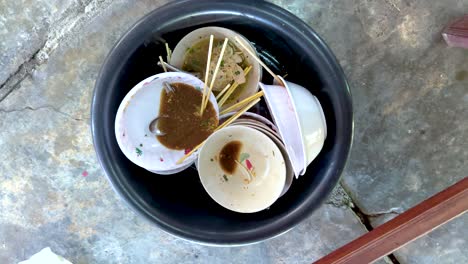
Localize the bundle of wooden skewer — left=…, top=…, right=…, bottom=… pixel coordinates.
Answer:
left=158, top=36, right=284, bottom=164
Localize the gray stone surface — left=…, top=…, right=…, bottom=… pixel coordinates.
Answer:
left=0, top=0, right=467, bottom=263
left=0, top=0, right=380, bottom=263
left=0, top=0, right=77, bottom=85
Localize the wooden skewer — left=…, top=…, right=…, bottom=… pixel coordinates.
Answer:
left=165, top=43, right=172, bottom=62
left=244, top=65, right=253, bottom=75
left=176, top=98, right=261, bottom=164
left=216, top=83, right=232, bottom=100
left=233, top=36, right=283, bottom=85
left=218, top=82, right=239, bottom=107
left=313, top=177, right=468, bottom=264
left=220, top=91, right=264, bottom=115
left=159, top=56, right=167, bottom=72
left=202, top=38, right=229, bottom=114
left=218, top=65, right=252, bottom=107
left=200, top=35, right=214, bottom=116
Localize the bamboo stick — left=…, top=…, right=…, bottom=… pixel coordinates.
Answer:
left=220, top=91, right=264, bottom=115
left=165, top=43, right=172, bottom=62
left=201, top=38, right=229, bottom=113
left=200, top=35, right=214, bottom=115
left=159, top=56, right=167, bottom=72
left=218, top=65, right=252, bottom=107
left=216, top=83, right=232, bottom=100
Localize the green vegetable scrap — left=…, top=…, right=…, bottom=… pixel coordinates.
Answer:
left=136, top=147, right=143, bottom=156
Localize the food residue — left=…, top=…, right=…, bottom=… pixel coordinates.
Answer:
left=182, top=38, right=249, bottom=104
left=219, top=140, right=242, bottom=174
left=157, top=82, right=218, bottom=150
left=135, top=147, right=142, bottom=157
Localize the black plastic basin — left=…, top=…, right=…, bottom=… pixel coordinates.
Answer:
left=92, top=0, right=353, bottom=245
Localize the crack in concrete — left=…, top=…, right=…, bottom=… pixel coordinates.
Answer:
left=339, top=182, right=402, bottom=264
left=0, top=52, right=40, bottom=103
left=0, top=106, right=89, bottom=122
left=0, top=0, right=114, bottom=103
left=325, top=185, right=402, bottom=217
left=384, top=0, right=401, bottom=12
left=364, top=208, right=402, bottom=218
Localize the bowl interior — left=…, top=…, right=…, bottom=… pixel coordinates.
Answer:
left=92, top=0, right=352, bottom=245
left=198, top=126, right=286, bottom=213
left=114, top=72, right=216, bottom=172
left=169, top=26, right=262, bottom=108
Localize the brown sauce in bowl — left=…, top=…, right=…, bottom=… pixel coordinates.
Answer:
left=157, top=82, right=218, bottom=150
left=219, top=141, right=242, bottom=174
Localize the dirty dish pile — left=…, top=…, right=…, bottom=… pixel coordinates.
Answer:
left=114, top=25, right=327, bottom=213
left=92, top=0, right=352, bottom=245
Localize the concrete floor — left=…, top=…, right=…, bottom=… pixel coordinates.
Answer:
left=0, top=0, right=467, bottom=263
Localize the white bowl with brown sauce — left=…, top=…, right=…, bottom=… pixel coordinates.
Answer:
left=197, top=126, right=286, bottom=213
left=115, top=72, right=219, bottom=173
left=170, top=26, right=262, bottom=108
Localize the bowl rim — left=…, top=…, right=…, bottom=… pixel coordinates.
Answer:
left=91, top=0, right=353, bottom=246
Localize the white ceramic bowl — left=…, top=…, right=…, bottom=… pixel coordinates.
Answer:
left=170, top=26, right=261, bottom=108
left=115, top=72, right=219, bottom=173
left=197, top=126, right=286, bottom=213
left=275, top=76, right=327, bottom=166
left=259, top=82, right=307, bottom=177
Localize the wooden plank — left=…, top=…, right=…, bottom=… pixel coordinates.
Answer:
left=313, top=177, right=468, bottom=264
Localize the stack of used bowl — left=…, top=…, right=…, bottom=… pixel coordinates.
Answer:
left=113, top=24, right=328, bottom=213
left=93, top=0, right=353, bottom=245
left=196, top=111, right=296, bottom=213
